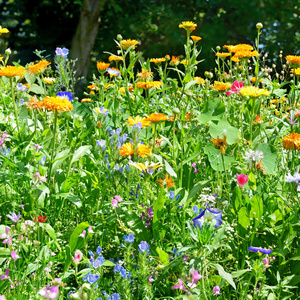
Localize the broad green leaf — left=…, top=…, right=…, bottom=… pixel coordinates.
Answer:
left=51, top=149, right=70, bottom=176
left=209, top=119, right=239, bottom=145
left=211, top=263, right=236, bottom=289
left=0, top=247, right=10, bottom=257
left=153, top=187, right=165, bottom=240
left=28, top=83, right=44, bottom=94
left=63, top=245, right=72, bottom=272
left=23, top=263, right=41, bottom=278
left=231, top=269, right=251, bottom=278
left=70, top=145, right=92, bottom=165
left=238, top=207, right=250, bottom=229
left=250, top=195, right=263, bottom=228
left=39, top=223, right=61, bottom=251
left=248, top=172, right=256, bottom=191
left=69, top=222, right=90, bottom=252
left=197, top=97, right=225, bottom=124
left=156, top=247, right=169, bottom=266
left=232, top=186, right=242, bottom=212
left=62, top=174, right=81, bottom=192
left=256, top=143, right=277, bottom=175
left=103, top=260, right=116, bottom=267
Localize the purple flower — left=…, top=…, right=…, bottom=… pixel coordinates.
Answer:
left=56, top=91, right=73, bottom=102
left=6, top=212, right=21, bottom=223
left=0, top=269, right=9, bottom=280
left=124, top=233, right=134, bottom=243
left=138, top=241, right=150, bottom=254
left=169, top=191, right=175, bottom=200
left=55, top=47, right=69, bottom=58
left=248, top=247, right=273, bottom=254
left=213, top=285, right=221, bottom=296
left=96, top=246, right=102, bottom=255
left=114, top=264, right=121, bottom=273
left=38, top=285, right=59, bottom=299
left=192, top=208, right=222, bottom=229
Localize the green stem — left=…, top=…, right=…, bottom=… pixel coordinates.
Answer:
left=10, top=78, right=20, bottom=132
left=49, top=109, right=58, bottom=177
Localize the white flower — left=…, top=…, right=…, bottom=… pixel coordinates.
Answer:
left=243, top=150, right=264, bottom=165
left=285, top=172, right=300, bottom=183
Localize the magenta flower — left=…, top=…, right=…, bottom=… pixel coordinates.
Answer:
left=172, top=278, right=188, bottom=292
left=213, top=285, right=221, bottom=296
left=0, top=269, right=9, bottom=280
left=236, top=173, right=248, bottom=188
left=263, top=258, right=271, bottom=270
left=188, top=270, right=203, bottom=288
left=6, top=212, right=21, bottom=223
left=79, top=230, right=86, bottom=238
left=11, top=251, right=20, bottom=261
left=37, top=285, right=59, bottom=299
left=226, top=81, right=244, bottom=96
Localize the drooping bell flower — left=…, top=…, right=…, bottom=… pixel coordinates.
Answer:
left=236, top=173, right=248, bottom=188
left=193, top=208, right=222, bottom=229
left=226, top=81, right=244, bottom=96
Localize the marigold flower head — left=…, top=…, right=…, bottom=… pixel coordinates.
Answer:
left=119, top=142, right=151, bottom=157
left=179, top=21, right=197, bottom=31
left=97, top=61, right=110, bottom=72
left=240, top=86, right=270, bottom=98
left=150, top=58, right=166, bottom=64
left=211, top=135, right=227, bottom=154
left=290, top=68, right=300, bottom=76
left=0, top=65, right=25, bottom=77
left=108, top=55, right=123, bottom=62
left=26, top=60, right=51, bottom=76
left=120, top=39, right=139, bottom=50
left=170, top=56, right=180, bottom=66
left=231, top=44, right=253, bottom=53
left=223, top=45, right=235, bottom=52
left=286, top=55, right=300, bottom=67
left=43, top=77, right=56, bottom=84
left=0, top=26, right=9, bottom=34
left=251, top=77, right=263, bottom=83
left=282, top=133, right=300, bottom=151
left=213, top=81, right=231, bottom=91
left=216, top=52, right=231, bottom=58
left=136, top=81, right=163, bottom=90
left=194, top=76, right=205, bottom=85
left=145, top=113, right=168, bottom=123
left=26, top=95, right=43, bottom=110
left=191, top=35, right=202, bottom=42
left=253, top=115, right=263, bottom=125
left=233, top=50, right=258, bottom=59
left=137, top=69, right=153, bottom=81
left=231, top=56, right=241, bottom=63
left=41, top=96, right=73, bottom=112
left=157, top=174, right=175, bottom=188
left=126, top=116, right=151, bottom=128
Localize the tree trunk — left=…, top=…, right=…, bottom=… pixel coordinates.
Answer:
left=70, top=0, right=107, bottom=91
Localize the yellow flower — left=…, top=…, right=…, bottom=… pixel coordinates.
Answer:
left=231, top=56, right=241, bottom=63
left=97, top=62, right=110, bottom=72
left=41, top=96, right=73, bottom=112
left=137, top=69, right=153, bottom=81
left=119, top=142, right=151, bottom=157
left=194, top=77, right=205, bottom=85
left=230, top=44, right=253, bottom=53
left=240, top=86, right=270, bottom=98
left=108, top=55, right=123, bottom=61
left=126, top=116, right=151, bottom=128
left=120, top=39, right=139, bottom=50
left=291, top=68, right=300, bottom=76
left=26, top=60, right=51, bottom=76
left=191, top=35, right=202, bottom=42
left=0, top=65, right=25, bottom=77
left=150, top=58, right=166, bottom=64
left=216, top=52, right=231, bottom=58
left=223, top=45, right=235, bottom=52
left=233, top=50, right=258, bottom=59
left=81, top=98, right=91, bottom=103
left=43, top=77, right=56, bottom=84
left=211, top=135, right=227, bottom=154
left=129, top=161, right=162, bottom=174
left=251, top=77, right=263, bottom=83
left=282, top=133, right=300, bottom=150
left=145, top=113, right=168, bottom=124
left=179, top=21, right=197, bottom=31
left=0, top=26, right=9, bottom=34
left=212, top=81, right=231, bottom=91
left=286, top=55, right=300, bottom=67
left=135, top=81, right=163, bottom=90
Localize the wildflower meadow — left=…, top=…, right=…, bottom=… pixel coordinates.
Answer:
left=0, top=21, right=300, bottom=299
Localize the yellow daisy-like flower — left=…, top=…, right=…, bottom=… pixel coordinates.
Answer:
left=119, top=142, right=151, bottom=158
left=43, top=77, right=56, bottom=84
left=136, top=143, right=151, bottom=157
left=212, top=81, right=231, bottom=91
left=87, top=83, right=99, bottom=91
left=170, top=56, right=180, bottom=66
left=211, top=135, right=227, bottom=154
left=0, top=65, right=25, bottom=77
left=191, top=35, right=202, bottom=42
left=291, top=68, right=300, bottom=76
left=41, top=96, right=73, bottom=112
left=150, top=58, right=166, bottom=64
left=282, top=133, right=300, bottom=151
left=231, top=44, right=253, bottom=53
left=137, top=69, right=153, bottom=81
left=179, top=21, right=197, bottom=31
left=25, top=95, right=42, bottom=111
left=240, top=86, right=270, bottom=98
left=97, top=62, right=110, bottom=72
left=216, top=52, right=231, bottom=58
left=26, top=60, right=51, bottom=76
left=286, top=55, right=300, bottom=67
left=135, top=81, right=163, bottom=90
left=126, top=116, right=151, bottom=128
left=194, top=76, right=205, bottom=85
left=233, top=50, right=258, bottom=59
left=223, top=45, right=235, bottom=52
left=145, top=113, right=168, bottom=124
left=120, top=85, right=134, bottom=94
left=129, top=161, right=162, bottom=174
left=0, top=26, right=9, bottom=34
left=231, top=56, right=241, bottom=63
left=120, top=39, right=139, bottom=50
left=108, top=55, right=123, bottom=61
left=81, top=98, right=91, bottom=103
left=251, top=77, right=263, bottom=83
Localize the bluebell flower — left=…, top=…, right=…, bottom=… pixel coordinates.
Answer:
left=104, top=154, right=108, bottom=161
left=56, top=47, right=69, bottom=58
left=87, top=273, right=99, bottom=284
left=106, top=126, right=112, bottom=133
left=176, top=195, right=180, bottom=201
left=39, top=155, right=46, bottom=165
left=83, top=272, right=90, bottom=281
left=116, top=128, right=121, bottom=135
left=111, top=293, right=120, bottom=300
left=56, top=91, right=73, bottom=102
left=125, top=165, right=130, bottom=172
left=193, top=205, right=199, bottom=214
left=96, top=139, right=106, bottom=151
left=1, top=148, right=10, bottom=156
left=116, top=141, right=121, bottom=148
left=138, top=241, right=150, bottom=254
left=88, top=250, right=94, bottom=257
left=114, top=264, right=121, bottom=273
left=169, top=191, right=175, bottom=200
left=19, top=98, right=25, bottom=105
left=96, top=246, right=102, bottom=255
left=124, top=233, right=134, bottom=243
left=119, top=167, right=124, bottom=174
left=122, top=133, right=128, bottom=142
left=120, top=267, right=127, bottom=278
left=193, top=208, right=222, bottom=229
left=102, top=291, right=107, bottom=296
left=93, top=255, right=105, bottom=267
left=17, top=83, right=27, bottom=92
left=127, top=272, right=131, bottom=279
left=248, top=247, right=273, bottom=254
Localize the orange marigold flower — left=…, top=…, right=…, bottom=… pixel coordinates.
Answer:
left=26, top=60, right=51, bottom=76
left=251, top=77, right=263, bottom=83
left=240, top=86, right=270, bottom=98
left=253, top=115, right=263, bottom=125
left=231, top=56, right=241, bottom=63
left=194, top=76, right=205, bottom=85
left=126, top=116, right=151, bottom=128
left=157, top=174, right=175, bottom=189
left=145, top=113, right=168, bottom=123
left=120, top=39, right=139, bottom=50
left=170, top=56, right=180, bottom=66
left=97, top=62, right=110, bottom=72
left=216, top=52, right=231, bottom=58
left=179, top=21, right=197, bottom=31
left=165, top=55, right=170, bottom=60
left=223, top=45, right=235, bottom=52
left=87, top=83, right=99, bottom=91
left=119, top=142, right=151, bottom=157
left=137, top=69, right=153, bottom=80
left=191, top=35, right=202, bottom=42
left=233, top=50, right=258, bottom=59
left=25, top=95, right=43, bottom=110
left=150, top=58, right=166, bottom=64
left=211, top=135, right=227, bottom=154
left=290, top=68, right=300, bottom=76
left=282, top=133, right=300, bottom=151
left=41, top=96, right=73, bottom=112
left=286, top=55, right=300, bottom=67
left=213, top=81, right=231, bottom=91
left=43, top=77, right=56, bottom=84
left=135, top=81, right=163, bottom=90
left=0, top=65, right=25, bottom=77
left=108, top=55, right=123, bottom=61
left=231, top=44, right=253, bottom=53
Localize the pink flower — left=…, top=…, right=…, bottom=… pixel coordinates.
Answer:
left=263, top=258, right=271, bottom=270
left=0, top=269, right=9, bottom=280
left=79, top=230, right=86, bottom=238
left=188, top=270, right=203, bottom=289
left=226, top=81, right=244, bottom=96
left=88, top=226, right=94, bottom=234
left=236, top=173, right=248, bottom=188
left=191, top=162, right=196, bottom=168
left=112, top=198, right=118, bottom=207
left=172, top=278, right=188, bottom=292
left=114, top=195, right=122, bottom=202
left=213, top=285, right=221, bottom=296
left=11, top=251, right=20, bottom=261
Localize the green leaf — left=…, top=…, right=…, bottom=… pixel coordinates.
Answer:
left=51, top=149, right=70, bottom=176
left=197, top=97, right=225, bottom=124
left=248, top=172, right=256, bottom=191
left=63, top=245, right=72, bottom=272
left=250, top=195, right=263, bottom=228
left=39, top=223, right=61, bottom=251
left=69, top=222, right=90, bottom=252
left=0, top=247, right=11, bottom=257
left=153, top=187, right=165, bottom=240
left=28, top=83, right=44, bottom=94
left=232, top=186, right=242, bottom=212
left=23, top=263, right=41, bottom=278
left=204, top=144, right=234, bottom=172
left=238, top=207, right=250, bottom=229
left=256, top=143, right=277, bottom=175
left=211, top=263, right=236, bottom=289
left=62, top=174, right=81, bottom=192
left=156, top=247, right=169, bottom=266
left=231, top=269, right=251, bottom=278
left=70, top=145, right=92, bottom=165
left=103, top=260, right=116, bottom=267
left=209, top=119, right=239, bottom=145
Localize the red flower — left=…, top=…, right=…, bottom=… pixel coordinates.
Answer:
left=35, top=215, right=47, bottom=223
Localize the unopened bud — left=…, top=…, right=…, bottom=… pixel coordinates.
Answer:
left=256, top=23, right=263, bottom=29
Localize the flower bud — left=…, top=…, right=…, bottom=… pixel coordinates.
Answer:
left=256, top=23, right=263, bottom=29
left=5, top=48, right=11, bottom=55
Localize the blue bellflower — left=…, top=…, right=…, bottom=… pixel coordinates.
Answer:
left=248, top=247, right=273, bottom=254
left=193, top=208, right=222, bottom=229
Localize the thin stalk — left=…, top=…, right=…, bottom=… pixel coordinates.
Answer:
left=49, top=109, right=58, bottom=177
left=10, top=78, right=20, bottom=132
